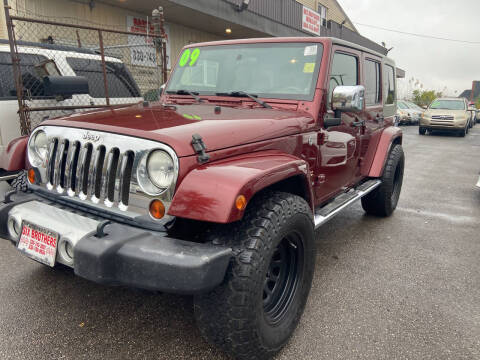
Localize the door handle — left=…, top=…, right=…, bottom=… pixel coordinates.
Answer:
left=351, top=119, right=365, bottom=127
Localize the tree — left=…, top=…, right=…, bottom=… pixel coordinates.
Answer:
left=412, top=90, right=443, bottom=107
left=476, top=98, right=480, bottom=109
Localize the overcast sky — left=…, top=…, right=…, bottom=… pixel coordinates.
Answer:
left=337, top=0, right=480, bottom=97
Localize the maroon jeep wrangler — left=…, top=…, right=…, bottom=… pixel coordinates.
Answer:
left=0, top=37, right=403, bottom=359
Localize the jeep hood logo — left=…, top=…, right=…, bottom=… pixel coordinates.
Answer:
left=82, top=131, right=101, bottom=142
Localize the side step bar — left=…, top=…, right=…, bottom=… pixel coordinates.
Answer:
left=314, top=179, right=381, bottom=228
left=0, top=172, right=20, bottom=182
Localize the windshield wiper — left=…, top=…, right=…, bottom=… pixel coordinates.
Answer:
left=166, top=89, right=204, bottom=103
left=216, top=91, right=272, bottom=109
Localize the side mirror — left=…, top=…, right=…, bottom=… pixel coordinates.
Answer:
left=331, top=85, right=365, bottom=113
left=43, top=76, right=89, bottom=100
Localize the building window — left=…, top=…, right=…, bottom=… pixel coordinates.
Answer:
left=385, top=64, right=395, bottom=105
left=364, top=59, right=381, bottom=105
left=318, top=4, right=327, bottom=27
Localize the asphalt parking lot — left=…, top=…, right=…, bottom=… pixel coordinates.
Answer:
left=1, top=125, right=479, bottom=360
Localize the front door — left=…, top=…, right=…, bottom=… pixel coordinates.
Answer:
left=314, top=47, right=364, bottom=204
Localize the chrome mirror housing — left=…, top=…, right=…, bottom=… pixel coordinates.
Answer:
left=331, top=85, right=365, bottom=113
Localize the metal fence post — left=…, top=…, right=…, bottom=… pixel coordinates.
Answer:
left=4, top=0, right=30, bottom=135
left=98, top=30, right=110, bottom=106
left=152, top=7, right=168, bottom=84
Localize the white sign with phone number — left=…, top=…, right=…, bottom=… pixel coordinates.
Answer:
left=126, top=16, right=171, bottom=68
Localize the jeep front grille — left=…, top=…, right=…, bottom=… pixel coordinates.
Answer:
left=46, top=137, right=135, bottom=209
left=29, top=126, right=179, bottom=220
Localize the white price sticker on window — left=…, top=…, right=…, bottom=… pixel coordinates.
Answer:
left=304, top=45, right=318, bottom=56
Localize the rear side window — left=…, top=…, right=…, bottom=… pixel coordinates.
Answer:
left=66, top=58, right=141, bottom=98
left=385, top=64, right=395, bottom=104
left=329, top=52, right=358, bottom=102
left=364, top=59, right=381, bottom=105
left=0, top=52, right=52, bottom=100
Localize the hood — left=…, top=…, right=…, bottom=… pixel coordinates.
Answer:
left=43, top=103, right=315, bottom=157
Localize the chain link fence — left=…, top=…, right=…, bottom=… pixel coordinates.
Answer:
left=4, top=4, right=168, bottom=135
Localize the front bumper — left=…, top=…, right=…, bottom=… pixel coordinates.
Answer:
left=0, top=191, right=232, bottom=294
left=420, top=119, right=466, bottom=130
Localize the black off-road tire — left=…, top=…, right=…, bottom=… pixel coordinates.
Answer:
left=361, top=144, right=404, bottom=217
left=419, top=127, right=426, bottom=135
left=194, top=192, right=316, bottom=360
left=7, top=171, right=27, bottom=192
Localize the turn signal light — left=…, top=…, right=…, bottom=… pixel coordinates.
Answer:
left=235, top=195, right=247, bottom=211
left=27, top=168, right=36, bottom=184
left=149, top=199, right=165, bottom=219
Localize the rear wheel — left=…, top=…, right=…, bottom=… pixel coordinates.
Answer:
left=194, top=192, right=315, bottom=360
left=361, top=144, right=404, bottom=217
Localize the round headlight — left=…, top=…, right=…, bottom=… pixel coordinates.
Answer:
left=147, top=150, right=175, bottom=190
left=28, top=130, right=49, bottom=166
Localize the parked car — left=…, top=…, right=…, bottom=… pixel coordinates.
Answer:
left=468, top=102, right=478, bottom=126
left=396, top=100, right=414, bottom=124
left=0, top=37, right=404, bottom=360
left=406, top=101, right=423, bottom=124
left=476, top=172, right=480, bottom=188
left=419, top=97, right=470, bottom=136
left=397, top=100, right=421, bottom=125
left=0, top=40, right=143, bottom=188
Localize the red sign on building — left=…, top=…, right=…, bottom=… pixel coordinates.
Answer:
left=302, top=6, right=321, bottom=36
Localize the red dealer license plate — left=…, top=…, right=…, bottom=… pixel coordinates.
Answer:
left=17, top=221, right=58, bottom=267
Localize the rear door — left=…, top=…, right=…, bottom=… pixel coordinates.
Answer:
left=361, top=53, right=384, bottom=166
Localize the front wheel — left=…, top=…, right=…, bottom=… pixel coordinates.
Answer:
left=194, top=192, right=316, bottom=360
left=419, top=127, right=426, bottom=135
left=361, top=144, right=404, bottom=217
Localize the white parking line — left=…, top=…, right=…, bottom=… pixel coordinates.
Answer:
left=397, top=207, right=476, bottom=225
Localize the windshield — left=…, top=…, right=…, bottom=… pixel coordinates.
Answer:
left=409, top=103, right=422, bottom=111
left=398, top=102, right=409, bottom=109
left=429, top=99, right=465, bottom=110
left=166, top=42, right=324, bottom=101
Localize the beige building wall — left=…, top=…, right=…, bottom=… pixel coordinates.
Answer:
left=0, top=0, right=356, bottom=62
left=0, top=0, right=221, bottom=66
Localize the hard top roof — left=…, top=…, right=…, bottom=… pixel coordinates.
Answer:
left=185, top=36, right=392, bottom=63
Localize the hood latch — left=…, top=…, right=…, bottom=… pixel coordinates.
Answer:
left=191, top=133, right=210, bottom=164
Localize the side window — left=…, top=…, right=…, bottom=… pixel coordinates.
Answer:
left=329, top=52, right=358, bottom=103
left=66, top=57, right=141, bottom=98
left=0, top=52, right=53, bottom=100
left=385, top=64, right=395, bottom=105
left=364, top=59, right=381, bottom=106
